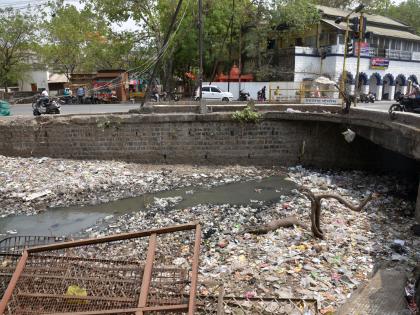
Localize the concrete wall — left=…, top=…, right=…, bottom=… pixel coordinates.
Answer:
left=19, top=70, right=49, bottom=92
left=0, top=113, right=417, bottom=174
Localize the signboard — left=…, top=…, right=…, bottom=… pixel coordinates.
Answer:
left=412, top=51, right=420, bottom=61
left=354, top=42, right=370, bottom=56
left=302, top=98, right=341, bottom=105
left=370, top=57, right=389, bottom=70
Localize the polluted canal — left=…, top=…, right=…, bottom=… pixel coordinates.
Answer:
left=0, top=176, right=296, bottom=236
left=0, top=156, right=419, bottom=313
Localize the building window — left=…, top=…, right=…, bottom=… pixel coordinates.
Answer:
left=379, top=37, right=385, bottom=49
left=338, top=34, right=344, bottom=45
left=369, top=35, right=377, bottom=47
left=328, top=33, right=336, bottom=45
left=304, top=36, right=317, bottom=47
left=402, top=40, right=409, bottom=51
left=384, top=38, right=390, bottom=49
left=392, top=39, right=401, bottom=50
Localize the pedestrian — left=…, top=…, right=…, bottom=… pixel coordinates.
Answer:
left=274, top=86, right=281, bottom=101
left=76, top=86, right=85, bottom=104
left=261, top=86, right=266, bottom=101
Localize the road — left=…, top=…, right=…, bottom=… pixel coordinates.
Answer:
left=5, top=101, right=394, bottom=117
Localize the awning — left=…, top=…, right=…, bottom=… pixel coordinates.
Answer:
left=48, top=73, right=68, bottom=83
left=322, top=19, right=420, bottom=41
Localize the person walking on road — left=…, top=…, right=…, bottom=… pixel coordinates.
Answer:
left=76, top=86, right=85, bottom=104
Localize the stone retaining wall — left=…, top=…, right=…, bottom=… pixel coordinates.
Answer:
left=0, top=112, right=417, bottom=173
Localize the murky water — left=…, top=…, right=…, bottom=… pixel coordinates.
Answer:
left=0, top=176, right=296, bottom=236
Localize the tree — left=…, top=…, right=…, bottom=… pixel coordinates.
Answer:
left=379, top=0, right=420, bottom=34
left=40, top=3, right=111, bottom=81
left=0, top=8, right=36, bottom=92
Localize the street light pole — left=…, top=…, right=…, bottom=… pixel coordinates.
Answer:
left=353, top=13, right=364, bottom=107
left=198, top=0, right=206, bottom=113
left=340, top=19, right=350, bottom=109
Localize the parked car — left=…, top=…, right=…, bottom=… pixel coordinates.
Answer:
left=195, top=85, right=233, bottom=102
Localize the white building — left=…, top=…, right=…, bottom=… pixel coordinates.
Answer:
left=276, top=5, right=420, bottom=100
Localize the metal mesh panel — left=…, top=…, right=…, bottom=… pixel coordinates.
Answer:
left=0, top=236, right=67, bottom=301
left=0, top=223, right=200, bottom=315
left=0, top=236, right=67, bottom=255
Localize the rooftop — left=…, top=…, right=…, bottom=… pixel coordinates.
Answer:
left=316, top=5, right=409, bottom=29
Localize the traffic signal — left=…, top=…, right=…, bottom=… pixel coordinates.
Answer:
left=350, top=17, right=360, bottom=39
left=350, top=16, right=367, bottom=39
left=346, top=37, right=353, bottom=56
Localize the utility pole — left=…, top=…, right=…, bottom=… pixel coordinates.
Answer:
left=141, top=0, right=184, bottom=108
left=353, top=13, right=364, bottom=107
left=227, top=0, right=235, bottom=92
left=335, top=4, right=364, bottom=110
left=238, top=27, right=242, bottom=100
left=198, top=0, right=206, bottom=113
left=339, top=21, right=350, bottom=109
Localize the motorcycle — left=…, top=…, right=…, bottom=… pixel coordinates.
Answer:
left=359, top=92, right=375, bottom=103
left=239, top=90, right=250, bottom=101
left=32, top=96, right=61, bottom=116
left=59, top=95, right=77, bottom=105
left=389, top=95, right=420, bottom=115
left=150, top=92, right=159, bottom=102
left=161, top=91, right=180, bottom=102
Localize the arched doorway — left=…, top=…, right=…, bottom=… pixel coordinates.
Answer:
left=395, top=74, right=407, bottom=99
left=369, top=72, right=382, bottom=100
left=408, top=74, right=418, bottom=84
left=358, top=72, right=369, bottom=95
left=382, top=73, right=395, bottom=100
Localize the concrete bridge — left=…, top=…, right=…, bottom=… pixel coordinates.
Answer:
left=0, top=104, right=419, bottom=220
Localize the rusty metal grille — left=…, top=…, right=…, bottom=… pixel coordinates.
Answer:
left=0, top=236, right=67, bottom=301
left=0, top=223, right=201, bottom=315
left=0, top=236, right=66, bottom=255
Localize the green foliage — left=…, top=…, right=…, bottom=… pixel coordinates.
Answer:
left=0, top=8, right=36, bottom=91
left=39, top=3, right=128, bottom=80
left=232, top=101, right=262, bottom=123
left=378, top=0, right=420, bottom=34
left=273, top=0, right=321, bottom=34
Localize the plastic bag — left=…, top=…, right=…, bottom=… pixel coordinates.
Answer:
left=0, top=100, right=10, bottom=116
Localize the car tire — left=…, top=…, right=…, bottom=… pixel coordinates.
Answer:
left=222, top=97, right=229, bottom=102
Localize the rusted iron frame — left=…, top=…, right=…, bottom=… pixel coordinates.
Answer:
left=0, top=223, right=201, bottom=314
left=136, top=233, right=157, bottom=315
left=43, top=304, right=189, bottom=315
left=16, top=293, right=135, bottom=303
left=26, top=222, right=199, bottom=253
left=0, top=250, right=28, bottom=314
left=188, top=224, right=201, bottom=315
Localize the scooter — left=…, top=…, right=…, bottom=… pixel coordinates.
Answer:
left=32, top=96, right=61, bottom=116
left=239, top=90, right=250, bottom=101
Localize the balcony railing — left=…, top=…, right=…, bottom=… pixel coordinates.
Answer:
left=280, top=45, right=418, bottom=61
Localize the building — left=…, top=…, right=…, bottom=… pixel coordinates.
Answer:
left=275, top=5, right=420, bottom=100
